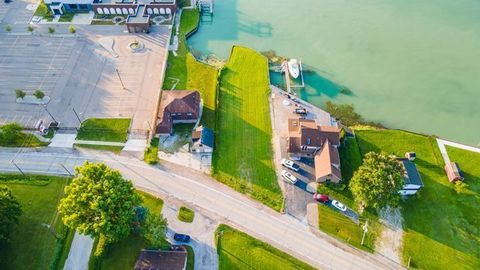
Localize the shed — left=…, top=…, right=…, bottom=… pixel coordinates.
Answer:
left=444, top=162, right=464, bottom=182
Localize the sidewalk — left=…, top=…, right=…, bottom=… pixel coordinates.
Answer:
left=63, top=232, right=94, bottom=270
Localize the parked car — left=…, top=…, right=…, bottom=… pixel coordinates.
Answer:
left=281, top=158, right=300, bottom=172
left=313, top=193, right=330, bottom=203
left=331, top=200, right=347, bottom=212
left=281, top=170, right=297, bottom=184
left=173, top=233, right=191, bottom=243
left=4, top=0, right=12, bottom=3
left=294, top=108, right=307, bottom=115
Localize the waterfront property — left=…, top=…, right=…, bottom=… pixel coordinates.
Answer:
left=397, top=157, right=424, bottom=195
left=287, top=118, right=342, bottom=183
left=156, top=90, right=201, bottom=135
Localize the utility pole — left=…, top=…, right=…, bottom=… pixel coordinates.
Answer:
left=11, top=161, right=25, bottom=177
left=42, top=105, right=57, bottom=122
left=361, top=220, right=369, bottom=246
left=72, top=108, right=82, bottom=125
left=116, top=68, right=126, bottom=90
left=59, top=163, right=72, bottom=176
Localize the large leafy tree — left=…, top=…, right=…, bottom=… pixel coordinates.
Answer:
left=0, top=186, right=22, bottom=243
left=58, top=162, right=141, bottom=243
left=144, top=212, right=168, bottom=249
left=349, top=152, right=405, bottom=210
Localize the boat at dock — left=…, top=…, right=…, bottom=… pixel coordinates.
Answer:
left=287, top=59, right=300, bottom=79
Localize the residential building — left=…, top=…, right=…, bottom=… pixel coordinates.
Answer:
left=287, top=118, right=341, bottom=183
left=134, top=246, right=187, bottom=270
left=444, top=161, right=464, bottom=182
left=397, top=158, right=424, bottom=195
left=156, top=90, right=200, bottom=135
left=191, top=126, right=214, bottom=153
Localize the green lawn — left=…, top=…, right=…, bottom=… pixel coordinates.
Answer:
left=216, top=224, right=315, bottom=270
left=96, top=191, right=169, bottom=270
left=144, top=138, right=159, bottom=164
left=76, top=118, right=131, bottom=142
left=33, top=1, right=53, bottom=21
left=163, top=9, right=218, bottom=129
left=59, top=13, right=74, bottom=22
left=178, top=206, right=195, bottom=223
left=355, top=129, right=480, bottom=269
left=0, top=132, right=48, bottom=147
left=74, top=144, right=124, bottom=153
left=184, top=245, right=194, bottom=270
left=0, top=174, right=73, bottom=270
left=212, top=46, right=282, bottom=211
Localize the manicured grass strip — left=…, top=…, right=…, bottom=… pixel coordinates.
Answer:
left=178, top=206, right=194, bottom=223
left=0, top=132, right=48, bottom=147
left=216, top=225, right=315, bottom=270
left=59, top=13, right=74, bottom=22
left=213, top=46, right=282, bottom=211
left=144, top=138, right=159, bottom=164
left=163, top=9, right=218, bottom=129
left=74, top=144, right=124, bottom=153
left=95, top=190, right=167, bottom=270
left=184, top=245, right=194, bottom=270
left=76, top=118, right=131, bottom=142
left=0, top=175, right=70, bottom=269
left=355, top=129, right=480, bottom=269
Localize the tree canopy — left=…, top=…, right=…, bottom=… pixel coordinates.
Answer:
left=349, top=152, right=405, bottom=210
left=144, top=212, right=168, bottom=249
left=0, top=123, right=23, bottom=144
left=0, top=186, right=22, bottom=243
left=58, top=162, right=141, bottom=243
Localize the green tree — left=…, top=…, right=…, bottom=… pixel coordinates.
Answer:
left=68, top=25, right=76, bottom=34
left=0, top=123, right=23, bottom=144
left=5, top=25, right=12, bottom=32
left=58, top=162, right=141, bottom=243
left=15, top=89, right=26, bottom=99
left=143, top=212, right=168, bottom=249
left=0, top=186, right=22, bottom=243
left=33, top=90, right=45, bottom=99
left=349, top=152, right=404, bottom=210
left=26, top=25, right=34, bottom=33
left=48, top=27, right=55, bottom=34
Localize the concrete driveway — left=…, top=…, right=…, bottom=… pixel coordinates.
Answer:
left=63, top=232, right=94, bottom=270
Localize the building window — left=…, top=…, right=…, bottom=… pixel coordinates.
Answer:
left=171, top=113, right=176, bottom=116
left=79, top=4, right=88, bottom=9
left=187, top=113, right=193, bottom=116
left=68, top=4, right=78, bottom=9
left=306, top=138, right=311, bottom=145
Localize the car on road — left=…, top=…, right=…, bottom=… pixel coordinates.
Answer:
left=173, top=233, right=191, bottom=243
left=281, top=170, right=298, bottom=184
left=331, top=200, right=347, bottom=212
left=313, top=193, right=330, bottom=203
left=281, top=158, right=300, bottom=172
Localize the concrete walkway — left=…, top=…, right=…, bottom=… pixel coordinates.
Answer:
left=63, top=232, right=94, bottom=270
left=50, top=134, right=77, bottom=148
left=436, top=138, right=480, bottom=165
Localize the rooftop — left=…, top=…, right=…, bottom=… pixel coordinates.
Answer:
left=399, top=158, right=424, bottom=186
left=134, top=247, right=187, bottom=270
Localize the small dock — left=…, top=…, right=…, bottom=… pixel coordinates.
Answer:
left=198, top=0, right=214, bottom=22
left=281, top=59, right=305, bottom=94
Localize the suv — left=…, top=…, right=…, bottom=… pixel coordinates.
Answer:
left=281, top=170, right=298, bottom=184
left=173, top=233, right=191, bottom=243
left=281, top=158, right=300, bottom=172
left=294, top=107, right=307, bottom=115
left=313, top=193, right=330, bottom=203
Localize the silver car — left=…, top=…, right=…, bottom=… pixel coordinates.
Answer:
left=281, top=158, right=300, bottom=172
left=281, top=170, right=298, bottom=184
left=331, top=200, right=347, bottom=212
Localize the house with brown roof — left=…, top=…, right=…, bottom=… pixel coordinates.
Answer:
left=156, top=90, right=200, bottom=135
left=444, top=161, right=464, bottom=182
left=134, top=247, right=187, bottom=270
left=287, top=118, right=342, bottom=183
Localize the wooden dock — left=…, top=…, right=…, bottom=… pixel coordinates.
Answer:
left=281, top=59, right=305, bottom=94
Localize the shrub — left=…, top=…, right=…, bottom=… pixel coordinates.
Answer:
left=15, top=89, right=26, bottom=99
left=68, top=25, right=76, bottom=34
left=0, top=123, right=23, bottom=144
left=33, top=90, right=45, bottom=99
left=48, top=27, right=55, bottom=34
left=178, top=206, right=194, bottom=223
left=5, top=25, right=12, bottom=32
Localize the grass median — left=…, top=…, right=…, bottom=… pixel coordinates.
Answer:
left=76, top=118, right=131, bottom=142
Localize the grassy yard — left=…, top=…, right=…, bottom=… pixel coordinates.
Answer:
left=144, top=138, right=159, bottom=164
left=0, top=174, right=73, bottom=270
left=178, top=206, right=195, bottom=223
left=0, top=132, right=48, bottom=147
left=163, top=9, right=218, bottom=129
left=76, top=118, right=131, bottom=142
left=355, top=129, right=480, bottom=269
left=212, top=46, right=282, bottom=211
left=184, top=245, right=194, bottom=270
left=216, top=224, right=315, bottom=270
left=96, top=191, right=169, bottom=270
left=74, top=144, right=124, bottom=153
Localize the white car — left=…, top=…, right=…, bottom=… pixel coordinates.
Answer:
left=331, top=200, right=347, bottom=212
left=281, top=158, right=300, bottom=172
left=281, top=170, right=297, bottom=184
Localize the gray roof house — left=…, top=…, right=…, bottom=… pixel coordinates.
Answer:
left=191, top=126, right=214, bottom=153
left=397, top=158, right=424, bottom=195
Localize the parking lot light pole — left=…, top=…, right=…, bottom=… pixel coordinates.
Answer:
left=116, top=68, right=127, bottom=90
left=42, top=105, right=57, bottom=122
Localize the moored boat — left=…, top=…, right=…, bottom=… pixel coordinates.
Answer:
left=287, top=59, right=300, bottom=79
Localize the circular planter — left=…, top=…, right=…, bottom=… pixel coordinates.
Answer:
left=128, top=41, right=145, bottom=53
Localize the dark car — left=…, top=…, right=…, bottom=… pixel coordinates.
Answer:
left=173, top=233, right=191, bottom=243
left=294, top=108, right=307, bottom=115
left=4, top=0, right=12, bottom=3
left=313, top=193, right=330, bottom=203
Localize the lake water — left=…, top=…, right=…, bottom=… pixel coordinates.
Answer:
left=188, top=0, right=480, bottom=146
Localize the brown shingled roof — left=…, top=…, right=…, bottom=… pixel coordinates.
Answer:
left=134, top=248, right=187, bottom=270
left=156, top=90, right=200, bottom=134
left=314, top=140, right=342, bottom=182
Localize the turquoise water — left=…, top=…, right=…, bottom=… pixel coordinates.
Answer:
left=188, top=0, right=480, bottom=146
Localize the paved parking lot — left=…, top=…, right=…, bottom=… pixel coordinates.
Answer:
left=0, top=25, right=170, bottom=136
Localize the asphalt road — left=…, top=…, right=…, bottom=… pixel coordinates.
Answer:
left=0, top=147, right=403, bottom=270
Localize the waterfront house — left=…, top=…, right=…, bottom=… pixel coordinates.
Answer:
left=134, top=246, right=187, bottom=270
left=287, top=118, right=342, bottom=183
left=444, top=161, right=464, bottom=182
left=191, top=126, right=214, bottom=153
left=156, top=90, right=200, bottom=135
left=397, top=158, right=424, bottom=195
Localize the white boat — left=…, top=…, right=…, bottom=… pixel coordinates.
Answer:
left=287, top=59, right=300, bottom=79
